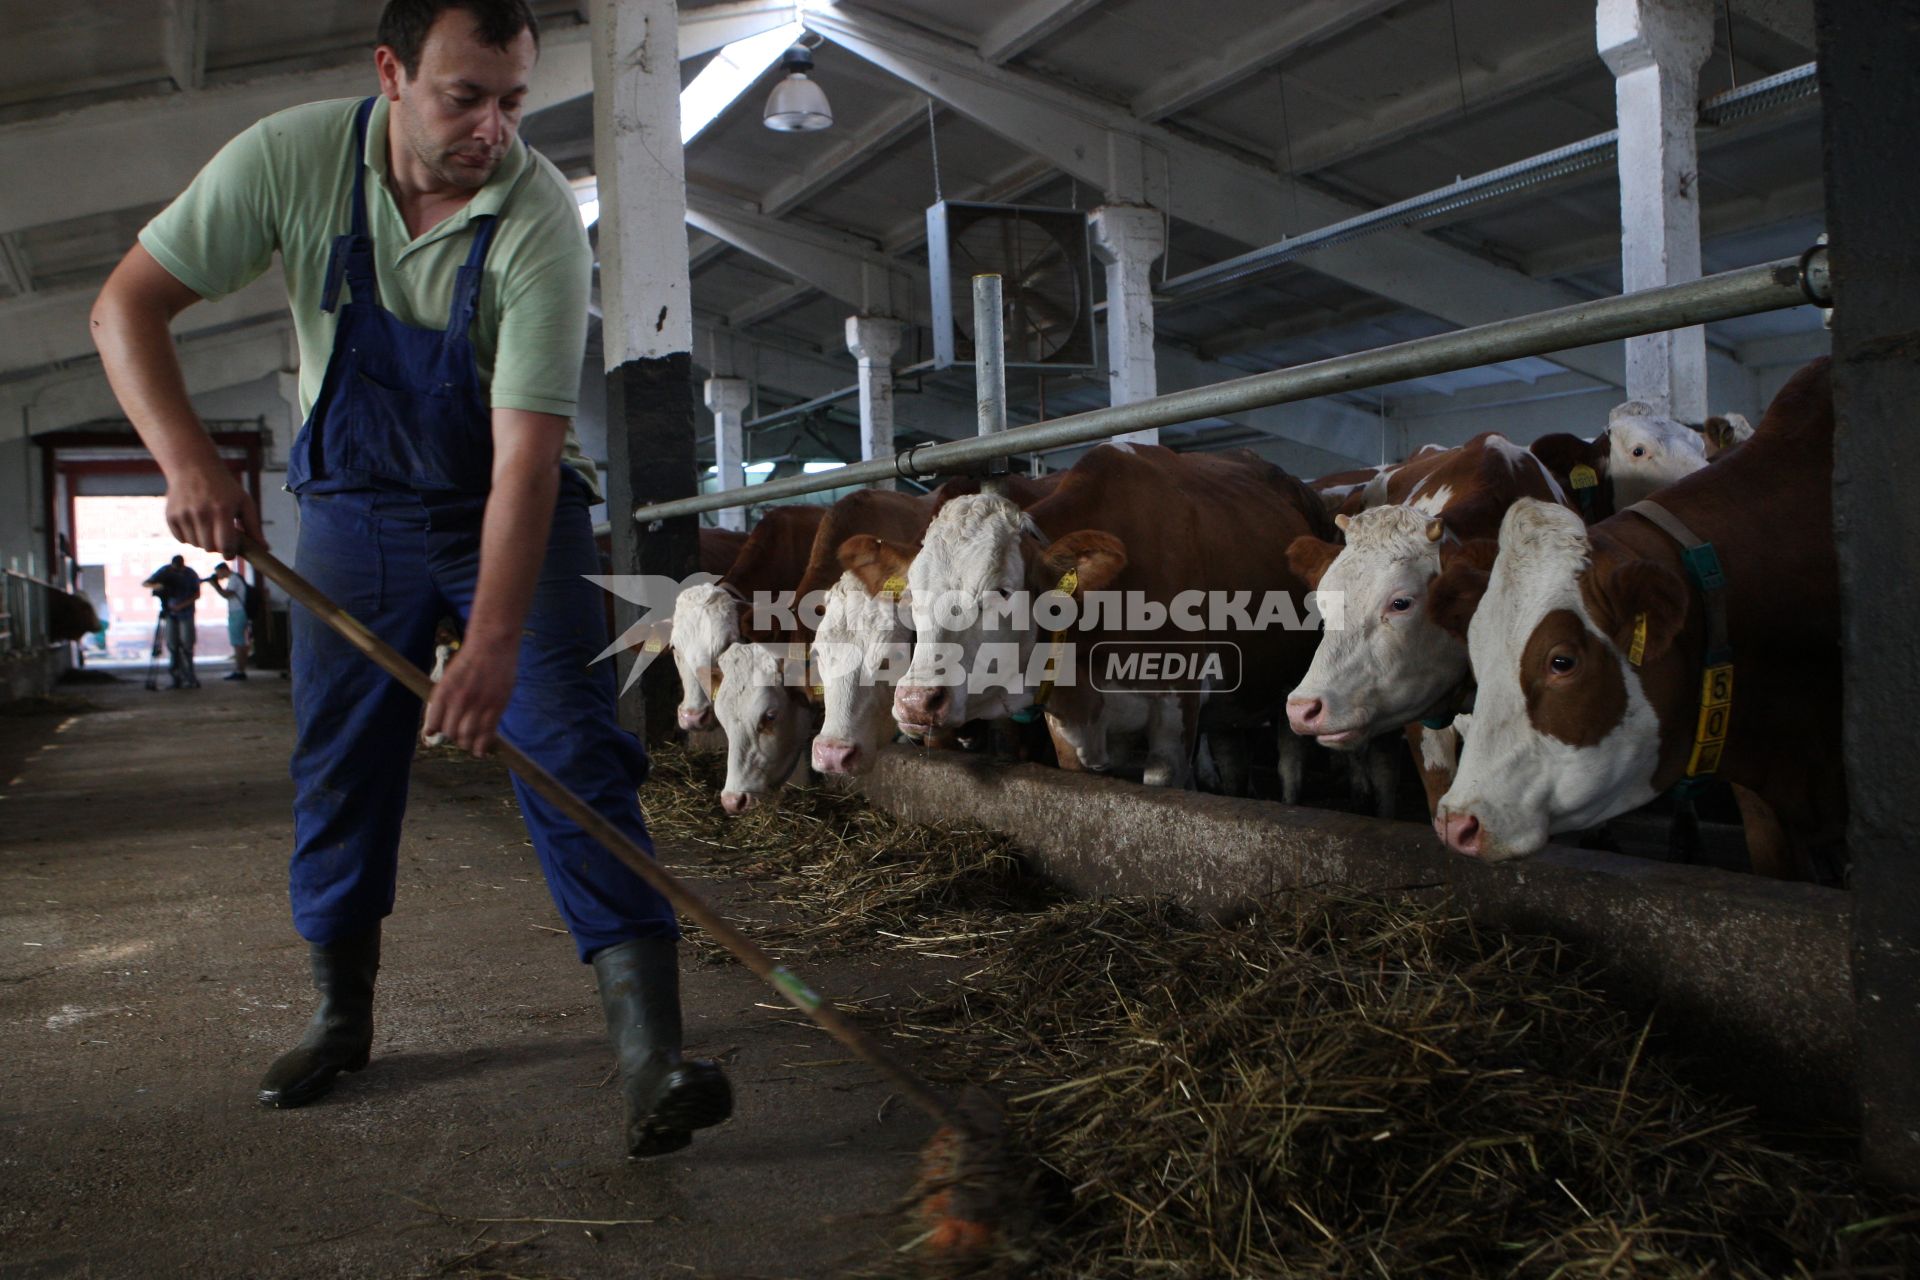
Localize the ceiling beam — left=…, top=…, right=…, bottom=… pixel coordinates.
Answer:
left=0, top=234, right=32, bottom=299
left=0, top=27, right=591, bottom=238
left=0, top=271, right=288, bottom=377
left=800, top=5, right=1626, bottom=389
left=760, top=95, right=928, bottom=217
left=978, top=0, right=1108, bottom=65
left=685, top=188, right=929, bottom=326
left=0, top=321, right=293, bottom=441
left=1283, top=26, right=1599, bottom=176
left=1131, top=0, right=1399, bottom=122
left=679, top=1, right=804, bottom=60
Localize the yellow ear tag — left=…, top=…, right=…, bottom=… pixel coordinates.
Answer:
left=1570, top=464, right=1598, bottom=490
left=1627, top=612, right=1648, bottom=667
left=808, top=683, right=824, bottom=699
left=882, top=575, right=906, bottom=597
left=1055, top=567, right=1080, bottom=596
left=642, top=639, right=664, bottom=653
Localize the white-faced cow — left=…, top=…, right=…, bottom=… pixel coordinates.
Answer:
left=1431, top=358, right=1841, bottom=880
left=710, top=477, right=1055, bottom=810
left=892, top=444, right=1331, bottom=792
left=1285, top=433, right=1573, bottom=813
left=667, top=504, right=826, bottom=734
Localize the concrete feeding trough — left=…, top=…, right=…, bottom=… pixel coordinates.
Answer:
left=852, top=746, right=1854, bottom=1119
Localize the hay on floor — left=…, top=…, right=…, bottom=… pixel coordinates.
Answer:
left=640, top=745, right=1917, bottom=1278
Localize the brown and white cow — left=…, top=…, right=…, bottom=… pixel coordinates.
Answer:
left=710, top=477, right=1056, bottom=810
left=892, top=444, right=1331, bottom=792
left=669, top=504, right=826, bottom=734
left=1284, top=433, right=1573, bottom=812
left=1430, top=359, right=1841, bottom=879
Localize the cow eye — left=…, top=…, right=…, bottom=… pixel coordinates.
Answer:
left=1631, top=445, right=1647, bottom=458
left=761, top=706, right=780, bottom=724
left=1389, top=596, right=1413, bottom=613
left=1549, top=653, right=1578, bottom=675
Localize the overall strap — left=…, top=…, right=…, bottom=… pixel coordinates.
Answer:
left=445, top=214, right=501, bottom=340
left=321, top=97, right=381, bottom=314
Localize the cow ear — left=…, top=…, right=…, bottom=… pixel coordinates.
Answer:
left=1034, top=530, right=1126, bottom=596
left=837, top=534, right=913, bottom=596
left=1285, top=535, right=1342, bottom=588
left=1427, top=539, right=1499, bottom=641
left=699, top=664, right=723, bottom=695
left=1588, top=558, right=1690, bottom=666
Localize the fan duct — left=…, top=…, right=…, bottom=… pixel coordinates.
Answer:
left=927, top=201, right=1097, bottom=371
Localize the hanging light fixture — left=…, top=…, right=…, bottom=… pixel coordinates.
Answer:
left=762, top=43, right=833, bottom=133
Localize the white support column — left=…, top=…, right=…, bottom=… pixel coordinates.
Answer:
left=845, top=315, right=906, bottom=490
left=592, top=0, right=699, bottom=737
left=1599, top=0, right=1713, bottom=423
left=703, top=377, right=750, bottom=530
left=1088, top=204, right=1166, bottom=445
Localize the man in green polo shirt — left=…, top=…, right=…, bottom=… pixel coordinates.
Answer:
left=89, top=0, right=731, bottom=1160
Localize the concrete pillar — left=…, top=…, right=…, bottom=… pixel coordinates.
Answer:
left=1599, top=0, right=1713, bottom=424
left=845, top=315, right=906, bottom=491
left=703, top=377, right=749, bottom=531
left=592, top=0, right=698, bottom=741
left=1089, top=204, right=1166, bottom=445
left=1817, top=0, right=1920, bottom=1191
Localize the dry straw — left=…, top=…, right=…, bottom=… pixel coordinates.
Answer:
left=642, top=746, right=1917, bottom=1277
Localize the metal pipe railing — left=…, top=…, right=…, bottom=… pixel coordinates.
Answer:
left=632, top=247, right=1830, bottom=524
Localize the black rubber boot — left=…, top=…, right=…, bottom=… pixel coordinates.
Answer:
left=592, top=938, right=733, bottom=1158
left=257, top=926, right=379, bottom=1108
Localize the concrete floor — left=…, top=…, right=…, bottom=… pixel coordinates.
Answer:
left=0, top=672, right=941, bottom=1278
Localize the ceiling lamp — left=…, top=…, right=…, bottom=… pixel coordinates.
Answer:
left=763, top=43, right=833, bottom=133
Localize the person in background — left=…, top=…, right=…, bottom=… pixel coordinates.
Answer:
left=141, top=554, right=202, bottom=689
left=210, top=563, right=252, bottom=680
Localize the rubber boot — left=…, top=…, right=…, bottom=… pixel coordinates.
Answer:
left=592, top=938, right=733, bottom=1158
left=257, top=926, right=379, bottom=1108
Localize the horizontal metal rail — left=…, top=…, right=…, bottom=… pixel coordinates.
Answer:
left=632, top=248, right=1829, bottom=524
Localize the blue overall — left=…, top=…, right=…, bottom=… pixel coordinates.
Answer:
left=284, top=98, right=673, bottom=961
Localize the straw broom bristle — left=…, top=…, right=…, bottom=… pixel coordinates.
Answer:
left=640, top=745, right=1919, bottom=1277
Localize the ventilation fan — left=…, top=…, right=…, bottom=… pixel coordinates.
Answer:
left=927, top=201, right=1097, bottom=371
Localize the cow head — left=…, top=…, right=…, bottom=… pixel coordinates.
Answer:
left=1432, top=500, right=1690, bottom=860
left=669, top=583, right=738, bottom=732
left=892, top=494, right=1124, bottom=734
left=1607, top=401, right=1708, bottom=507
left=1284, top=506, right=1469, bottom=748
left=811, top=538, right=916, bottom=776
left=714, top=641, right=817, bottom=814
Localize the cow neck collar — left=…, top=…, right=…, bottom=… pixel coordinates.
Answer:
left=1622, top=499, right=1733, bottom=783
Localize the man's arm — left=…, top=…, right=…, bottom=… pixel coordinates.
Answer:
left=90, top=246, right=264, bottom=556
left=420, top=409, right=569, bottom=756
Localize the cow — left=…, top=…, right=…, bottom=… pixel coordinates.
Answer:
left=1605, top=400, right=1709, bottom=507
left=667, top=503, right=826, bottom=734
left=1284, top=433, right=1574, bottom=816
left=891, top=443, right=1331, bottom=793
left=1429, top=358, right=1840, bottom=880
left=714, top=475, right=1059, bottom=805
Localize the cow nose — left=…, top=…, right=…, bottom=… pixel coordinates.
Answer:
left=894, top=684, right=949, bottom=725
left=720, top=791, right=756, bottom=815
left=679, top=705, right=714, bottom=732
left=812, top=738, right=859, bottom=775
left=1285, top=696, right=1325, bottom=736
left=1437, top=811, right=1484, bottom=857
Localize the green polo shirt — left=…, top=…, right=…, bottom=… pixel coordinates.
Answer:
left=140, top=95, right=599, bottom=497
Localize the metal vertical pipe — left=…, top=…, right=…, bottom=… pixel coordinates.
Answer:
left=973, top=273, right=1010, bottom=497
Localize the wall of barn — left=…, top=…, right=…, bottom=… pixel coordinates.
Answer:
left=0, top=434, right=39, bottom=574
